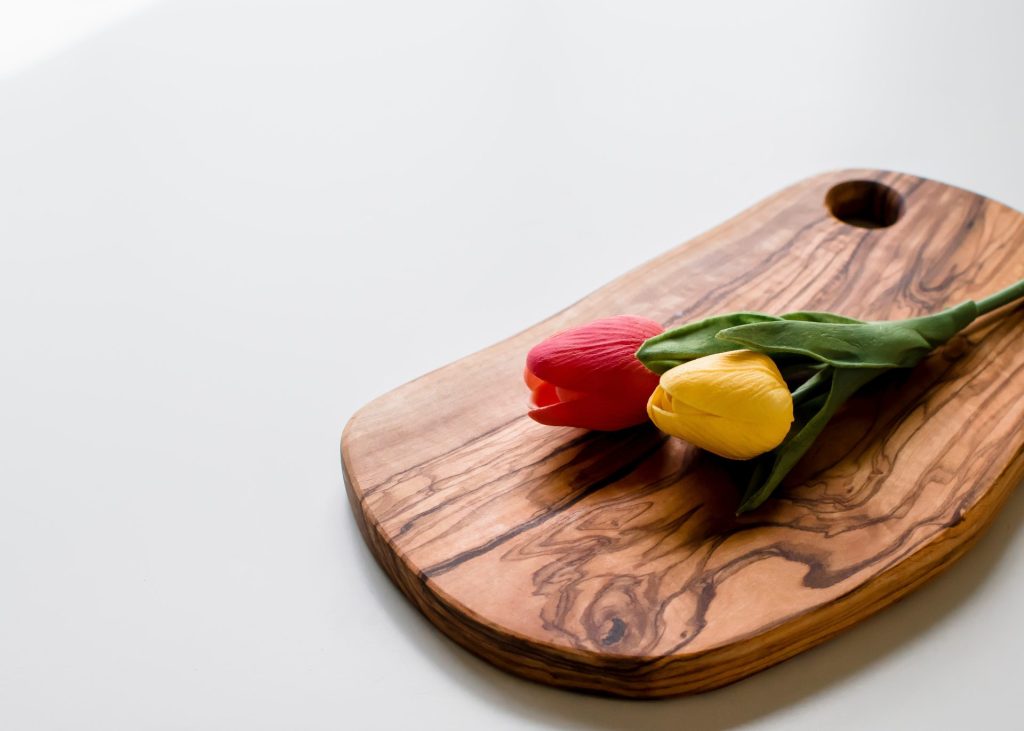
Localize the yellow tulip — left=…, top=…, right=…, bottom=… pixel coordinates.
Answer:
left=647, top=350, right=794, bottom=460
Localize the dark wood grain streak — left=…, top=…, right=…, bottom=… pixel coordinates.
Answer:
left=342, top=170, right=1024, bottom=697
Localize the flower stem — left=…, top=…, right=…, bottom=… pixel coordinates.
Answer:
left=977, top=277, right=1024, bottom=316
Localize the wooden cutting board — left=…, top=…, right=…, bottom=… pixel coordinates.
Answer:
left=341, top=170, right=1024, bottom=698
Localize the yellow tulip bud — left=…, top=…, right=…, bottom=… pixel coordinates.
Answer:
left=646, top=350, right=794, bottom=460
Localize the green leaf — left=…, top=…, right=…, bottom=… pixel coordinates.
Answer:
left=789, top=367, right=831, bottom=405
left=737, top=367, right=887, bottom=513
left=636, top=310, right=866, bottom=374
left=636, top=302, right=975, bottom=375
left=896, top=300, right=978, bottom=348
left=781, top=311, right=863, bottom=325
left=635, top=312, right=780, bottom=373
left=716, top=320, right=933, bottom=369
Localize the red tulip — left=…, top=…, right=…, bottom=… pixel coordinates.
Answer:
left=524, top=315, right=664, bottom=431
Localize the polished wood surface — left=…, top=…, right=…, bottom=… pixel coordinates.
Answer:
left=342, top=170, right=1024, bottom=698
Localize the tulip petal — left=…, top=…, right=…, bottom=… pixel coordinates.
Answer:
left=529, top=380, right=560, bottom=407
left=529, top=389, right=652, bottom=431
left=526, top=316, right=664, bottom=393
left=649, top=390, right=785, bottom=460
left=523, top=366, right=545, bottom=391
left=646, top=351, right=794, bottom=460
left=660, top=351, right=790, bottom=423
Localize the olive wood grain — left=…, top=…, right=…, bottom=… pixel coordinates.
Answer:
left=342, top=170, right=1024, bottom=698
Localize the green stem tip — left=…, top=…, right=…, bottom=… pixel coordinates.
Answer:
left=977, top=277, right=1024, bottom=317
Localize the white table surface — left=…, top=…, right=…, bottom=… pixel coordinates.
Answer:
left=3, top=1, right=1024, bottom=729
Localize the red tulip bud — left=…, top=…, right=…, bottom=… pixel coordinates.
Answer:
left=524, top=315, right=664, bottom=431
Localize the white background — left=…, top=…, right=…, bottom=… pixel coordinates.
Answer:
left=2, top=1, right=1024, bottom=729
